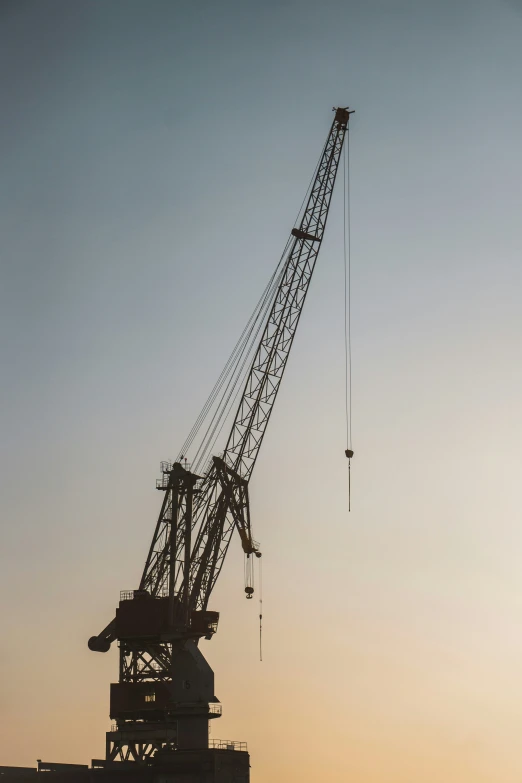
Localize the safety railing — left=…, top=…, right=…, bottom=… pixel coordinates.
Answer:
left=156, top=460, right=194, bottom=489
left=209, top=739, right=247, bottom=751
left=208, top=703, right=222, bottom=716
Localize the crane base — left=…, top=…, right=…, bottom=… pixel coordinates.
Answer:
left=0, top=750, right=250, bottom=783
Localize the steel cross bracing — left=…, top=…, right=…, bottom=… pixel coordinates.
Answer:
left=139, top=462, right=198, bottom=601
left=139, top=457, right=253, bottom=611
left=136, top=108, right=350, bottom=611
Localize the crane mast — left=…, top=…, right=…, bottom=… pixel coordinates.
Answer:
left=88, top=107, right=351, bottom=768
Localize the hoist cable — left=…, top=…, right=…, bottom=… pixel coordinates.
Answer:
left=343, top=129, right=353, bottom=511
left=343, top=134, right=352, bottom=450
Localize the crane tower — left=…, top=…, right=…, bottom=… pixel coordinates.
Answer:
left=88, top=106, right=352, bottom=781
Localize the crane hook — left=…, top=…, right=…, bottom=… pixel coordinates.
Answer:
left=345, top=449, right=353, bottom=512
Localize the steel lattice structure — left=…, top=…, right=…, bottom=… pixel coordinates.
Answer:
left=88, top=107, right=352, bottom=765
left=223, top=112, right=349, bottom=481
left=140, top=107, right=350, bottom=610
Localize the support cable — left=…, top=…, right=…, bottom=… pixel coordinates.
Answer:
left=192, top=260, right=287, bottom=473
left=177, top=139, right=327, bottom=473
left=177, top=257, right=285, bottom=462
left=203, top=285, right=280, bottom=467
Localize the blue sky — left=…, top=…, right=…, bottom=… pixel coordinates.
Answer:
left=2, top=1, right=522, bottom=780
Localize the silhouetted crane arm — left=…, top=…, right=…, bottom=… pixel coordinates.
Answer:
left=222, top=108, right=351, bottom=481
left=186, top=107, right=352, bottom=610
left=89, top=108, right=352, bottom=652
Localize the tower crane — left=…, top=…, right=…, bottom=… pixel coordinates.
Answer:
left=88, top=107, right=352, bottom=770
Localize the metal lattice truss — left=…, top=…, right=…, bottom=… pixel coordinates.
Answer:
left=187, top=458, right=253, bottom=611
left=120, top=642, right=173, bottom=683
left=106, top=727, right=177, bottom=763
left=138, top=109, right=349, bottom=613
left=140, top=462, right=197, bottom=602
left=223, top=110, right=349, bottom=480
left=140, top=458, right=253, bottom=611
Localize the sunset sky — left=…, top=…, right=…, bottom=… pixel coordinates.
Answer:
left=2, top=1, right=522, bottom=781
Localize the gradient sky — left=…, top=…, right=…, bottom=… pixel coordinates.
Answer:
left=2, top=1, right=522, bottom=780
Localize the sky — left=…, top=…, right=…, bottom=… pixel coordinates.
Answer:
left=1, top=0, right=522, bottom=780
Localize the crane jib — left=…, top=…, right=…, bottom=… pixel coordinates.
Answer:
left=186, top=108, right=351, bottom=610
left=139, top=108, right=349, bottom=612
left=222, top=110, right=350, bottom=481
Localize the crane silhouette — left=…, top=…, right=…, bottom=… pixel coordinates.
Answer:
left=88, top=107, right=352, bottom=765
